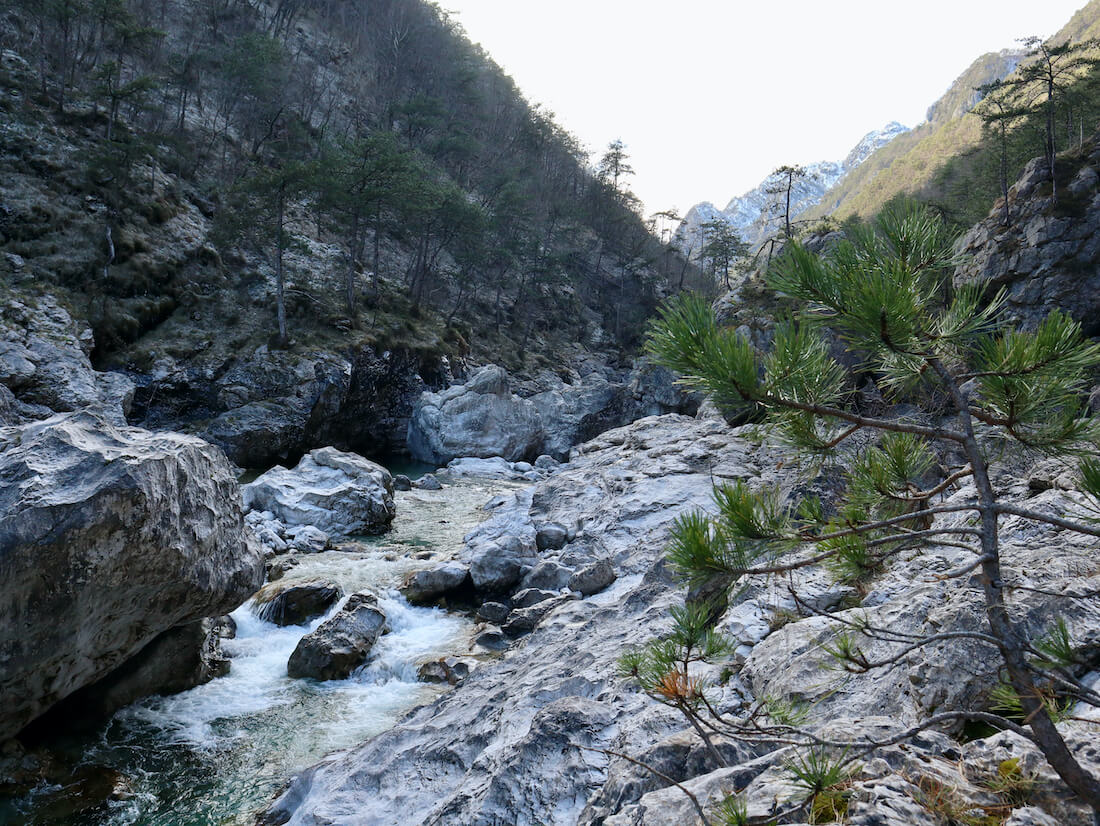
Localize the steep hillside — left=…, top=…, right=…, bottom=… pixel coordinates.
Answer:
left=0, top=0, right=700, bottom=463
left=803, top=49, right=1024, bottom=223
left=0, top=0, right=693, bottom=367
left=805, top=0, right=1100, bottom=226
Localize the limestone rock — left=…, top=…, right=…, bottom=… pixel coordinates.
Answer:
left=521, top=560, right=574, bottom=591
left=413, top=473, right=443, bottom=490
left=535, top=522, right=569, bottom=551
left=954, top=141, right=1100, bottom=331
left=242, top=447, right=395, bottom=536
left=287, top=593, right=387, bottom=681
left=286, top=525, right=330, bottom=554
left=402, top=562, right=471, bottom=605
left=475, top=601, right=510, bottom=624
left=0, top=294, right=133, bottom=424
left=264, top=414, right=751, bottom=826
left=407, top=365, right=546, bottom=465
left=569, top=559, right=616, bottom=596
left=0, top=411, right=263, bottom=739
left=253, top=581, right=343, bottom=627
left=417, top=657, right=474, bottom=685
left=509, top=588, right=558, bottom=609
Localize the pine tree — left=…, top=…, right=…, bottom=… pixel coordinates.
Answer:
left=634, top=204, right=1100, bottom=823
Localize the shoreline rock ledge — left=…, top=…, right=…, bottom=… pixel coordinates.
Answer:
left=0, top=410, right=264, bottom=740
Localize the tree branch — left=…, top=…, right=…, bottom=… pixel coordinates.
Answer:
left=574, top=744, right=713, bottom=826
left=997, top=503, right=1100, bottom=538
left=759, top=394, right=967, bottom=444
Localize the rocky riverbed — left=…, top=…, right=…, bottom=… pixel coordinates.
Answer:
left=261, top=414, right=1100, bottom=826
left=1, top=472, right=521, bottom=825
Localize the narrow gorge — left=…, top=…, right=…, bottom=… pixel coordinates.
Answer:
left=4, top=1, right=1100, bottom=825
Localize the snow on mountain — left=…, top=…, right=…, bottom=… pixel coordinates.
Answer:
left=678, top=122, right=909, bottom=254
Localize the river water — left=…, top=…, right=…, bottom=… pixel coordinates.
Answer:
left=4, top=476, right=517, bottom=826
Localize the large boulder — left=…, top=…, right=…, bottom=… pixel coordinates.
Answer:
left=132, top=346, right=453, bottom=469
left=0, top=411, right=264, bottom=739
left=407, top=362, right=698, bottom=465
left=241, top=447, right=396, bottom=536
left=287, top=593, right=387, bottom=680
left=407, top=365, right=545, bottom=465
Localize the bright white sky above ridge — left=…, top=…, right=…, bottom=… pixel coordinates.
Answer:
left=447, top=0, right=1089, bottom=216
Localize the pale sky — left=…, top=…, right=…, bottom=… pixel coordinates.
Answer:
left=446, top=1, right=1088, bottom=216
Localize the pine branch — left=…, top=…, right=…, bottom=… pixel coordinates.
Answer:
left=997, top=503, right=1100, bottom=538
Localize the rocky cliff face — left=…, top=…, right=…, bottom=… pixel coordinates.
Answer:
left=0, top=293, right=134, bottom=425
left=955, top=144, right=1100, bottom=334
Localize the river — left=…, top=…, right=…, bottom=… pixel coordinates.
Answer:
left=3, top=474, right=518, bottom=826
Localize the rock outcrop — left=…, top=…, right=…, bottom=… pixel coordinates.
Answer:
left=955, top=141, right=1100, bottom=333
left=130, top=346, right=454, bottom=469
left=0, top=411, right=264, bottom=739
left=264, top=414, right=764, bottom=824
left=253, top=581, right=344, bottom=627
left=266, top=412, right=1100, bottom=826
left=0, top=293, right=134, bottom=423
left=407, top=364, right=546, bottom=465
left=406, top=361, right=696, bottom=465
left=242, top=447, right=396, bottom=537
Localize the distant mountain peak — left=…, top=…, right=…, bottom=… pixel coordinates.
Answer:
left=678, top=122, right=910, bottom=252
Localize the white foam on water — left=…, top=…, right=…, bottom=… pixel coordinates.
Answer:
left=113, top=601, right=331, bottom=747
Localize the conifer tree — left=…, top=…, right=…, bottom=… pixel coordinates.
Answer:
left=635, top=204, right=1100, bottom=823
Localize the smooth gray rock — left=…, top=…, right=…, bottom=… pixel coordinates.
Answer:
left=521, top=560, right=574, bottom=592
left=569, top=559, right=616, bottom=596
left=392, top=474, right=412, bottom=491
left=468, top=545, right=525, bottom=595
left=287, top=525, right=329, bottom=554
left=253, top=581, right=343, bottom=627
left=509, top=588, right=558, bottom=610
left=502, top=595, right=572, bottom=637
left=535, top=522, right=569, bottom=551
left=0, top=411, right=263, bottom=739
left=413, top=474, right=442, bottom=490
left=407, top=365, right=545, bottom=465
left=475, top=601, right=511, bottom=624
left=417, top=657, right=474, bottom=685
left=402, top=562, right=470, bottom=605
left=287, top=593, right=386, bottom=681
left=472, top=627, right=509, bottom=651
left=0, top=295, right=133, bottom=424
left=242, top=447, right=395, bottom=536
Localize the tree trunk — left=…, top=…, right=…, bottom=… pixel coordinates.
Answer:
left=931, top=359, right=1100, bottom=816
left=276, top=185, right=288, bottom=346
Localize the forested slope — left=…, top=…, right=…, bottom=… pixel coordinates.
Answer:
left=0, top=0, right=694, bottom=375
